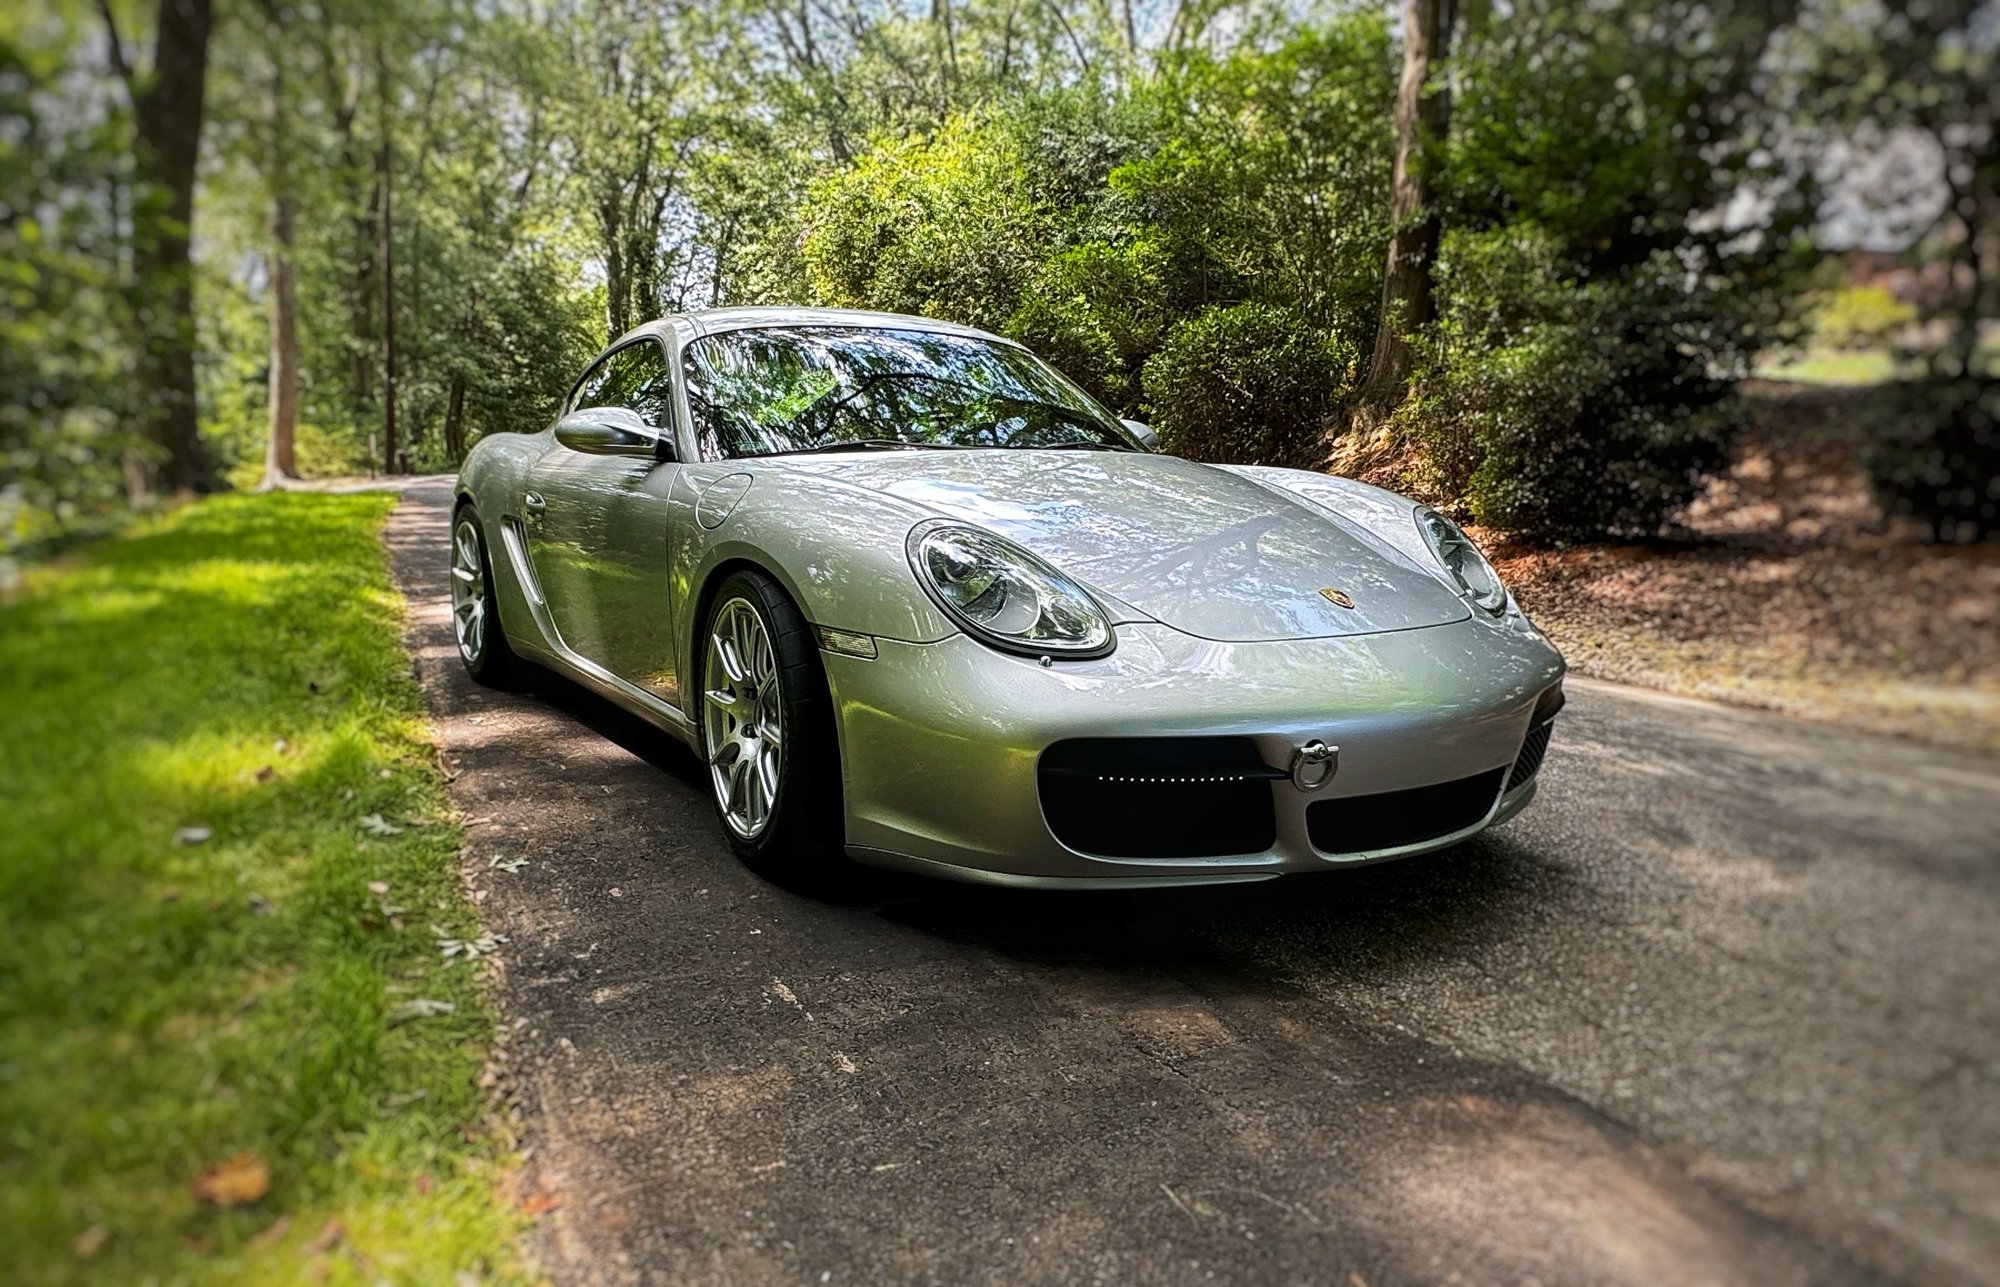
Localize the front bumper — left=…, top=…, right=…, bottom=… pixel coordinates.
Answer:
left=822, top=615, right=1566, bottom=887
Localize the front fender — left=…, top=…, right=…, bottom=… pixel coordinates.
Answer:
left=671, top=465, right=960, bottom=715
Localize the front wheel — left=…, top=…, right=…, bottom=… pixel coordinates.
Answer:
left=450, top=507, right=517, bottom=686
left=699, top=570, right=843, bottom=879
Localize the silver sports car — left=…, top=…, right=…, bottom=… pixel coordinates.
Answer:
left=452, top=307, right=1566, bottom=887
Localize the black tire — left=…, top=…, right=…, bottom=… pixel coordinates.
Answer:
left=698, top=569, right=845, bottom=880
left=451, top=505, right=518, bottom=687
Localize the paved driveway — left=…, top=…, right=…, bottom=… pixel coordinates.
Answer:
left=386, top=476, right=1999, bottom=1286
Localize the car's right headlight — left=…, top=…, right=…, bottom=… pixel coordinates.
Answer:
left=907, top=520, right=1113, bottom=658
left=1414, top=506, right=1508, bottom=614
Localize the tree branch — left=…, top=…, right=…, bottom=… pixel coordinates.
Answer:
left=98, top=0, right=133, bottom=88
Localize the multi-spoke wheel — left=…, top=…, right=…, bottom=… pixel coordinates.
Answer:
left=703, top=597, right=784, bottom=840
left=451, top=507, right=515, bottom=685
left=698, top=570, right=843, bottom=877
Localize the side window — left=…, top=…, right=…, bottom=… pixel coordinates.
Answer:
left=566, top=354, right=618, bottom=414
left=574, top=341, right=674, bottom=431
left=620, top=344, right=675, bottom=430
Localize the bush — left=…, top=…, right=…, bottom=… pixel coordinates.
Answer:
left=1867, top=377, right=2000, bottom=542
left=1005, top=241, right=1171, bottom=415
left=1140, top=303, right=1350, bottom=468
left=794, top=113, right=1050, bottom=333
left=1406, top=229, right=1741, bottom=541
left=1813, top=285, right=1918, bottom=351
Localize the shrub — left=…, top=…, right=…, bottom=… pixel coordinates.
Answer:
left=1140, top=303, right=1350, bottom=468
left=1866, top=376, right=2000, bottom=542
left=1005, top=241, right=1171, bottom=415
left=1406, top=228, right=1741, bottom=541
left=794, top=113, right=1049, bottom=334
left=1813, top=285, right=1918, bottom=352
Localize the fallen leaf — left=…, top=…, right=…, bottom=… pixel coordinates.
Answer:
left=248, top=1214, right=293, bottom=1250
left=389, top=998, right=457, bottom=1024
left=358, top=814, right=403, bottom=838
left=71, top=1225, right=109, bottom=1259
left=173, top=826, right=213, bottom=846
left=436, top=931, right=506, bottom=963
left=246, top=894, right=273, bottom=916
left=520, top=1192, right=561, bottom=1215
left=486, top=854, right=527, bottom=873
left=304, top=1219, right=345, bottom=1254
left=366, top=880, right=390, bottom=895
left=413, top=1173, right=434, bottom=1196
left=273, top=738, right=290, bottom=755
left=253, top=765, right=275, bottom=782
left=192, top=1152, right=270, bottom=1207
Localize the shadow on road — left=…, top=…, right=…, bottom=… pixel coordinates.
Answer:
left=510, top=652, right=1553, bottom=995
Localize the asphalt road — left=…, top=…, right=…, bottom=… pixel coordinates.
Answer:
left=386, top=477, right=2000, bottom=1286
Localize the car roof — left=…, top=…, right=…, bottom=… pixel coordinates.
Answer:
left=620, top=306, right=1011, bottom=349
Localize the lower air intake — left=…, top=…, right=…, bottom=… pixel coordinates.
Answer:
left=1039, top=737, right=1281, bottom=859
left=1305, top=767, right=1508, bottom=855
left=1507, top=719, right=1555, bottom=792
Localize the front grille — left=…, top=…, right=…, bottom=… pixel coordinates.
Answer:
left=1305, top=767, right=1508, bottom=855
left=1039, top=737, right=1281, bottom=858
left=1507, top=719, right=1555, bottom=792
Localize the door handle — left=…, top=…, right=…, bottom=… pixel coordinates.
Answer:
left=522, top=491, right=546, bottom=514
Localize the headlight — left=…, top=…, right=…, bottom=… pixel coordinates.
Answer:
left=1414, top=506, right=1507, bottom=614
left=907, top=521, right=1113, bottom=657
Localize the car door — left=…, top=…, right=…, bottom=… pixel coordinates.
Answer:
left=524, top=338, right=684, bottom=700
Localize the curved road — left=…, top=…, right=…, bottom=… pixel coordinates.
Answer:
left=387, top=478, right=1999, bottom=1286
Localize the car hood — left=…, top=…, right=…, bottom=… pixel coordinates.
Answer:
left=772, top=450, right=1470, bottom=642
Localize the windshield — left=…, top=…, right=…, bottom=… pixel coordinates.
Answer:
left=681, top=326, right=1138, bottom=459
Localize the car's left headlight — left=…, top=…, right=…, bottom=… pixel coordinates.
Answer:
left=1414, top=506, right=1508, bottom=614
left=907, top=520, right=1113, bottom=657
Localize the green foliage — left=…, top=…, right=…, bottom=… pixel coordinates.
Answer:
left=795, top=112, right=1053, bottom=333
left=0, top=493, right=525, bottom=1282
left=1406, top=0, right=1812, bottom=539
left=1812, top=285, right=1918, bottom=352
left=1866, top=377, right=2000, bottom=542
left=1407, top=229, right=1739, bottom=540
left=1141, top=303, right=1349, bottom=468
left=1109, top=20, right=1394, bottom=342
left=0, top=26, right=143, bottom=547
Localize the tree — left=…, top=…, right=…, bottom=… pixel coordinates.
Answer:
left=102, top=0, right=218, bottom=496
left=258, top=18, right=298, bottom=487
left=1344, top=0, right=1454, bottom=446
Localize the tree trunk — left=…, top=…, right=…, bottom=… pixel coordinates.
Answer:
left=260, top=54, right=298, bottom=488
left=125, top=0, right=217, bottom=497
left=1341, top=0, right=1456, bottom=450
left=261, top=195, right=299, bottom=486
left=376, top=46, right=398, bottom=475
left=443, top=370, right=467, bottom=462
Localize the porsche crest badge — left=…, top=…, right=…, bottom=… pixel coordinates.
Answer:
left=1320, top=587, right=1356, bottom=609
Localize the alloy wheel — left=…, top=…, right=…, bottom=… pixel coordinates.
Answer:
left=451, top=517, right=488, bottom=665
left=703, top=597, right=783, bottom=839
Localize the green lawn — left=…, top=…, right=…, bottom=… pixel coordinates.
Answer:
left=0, top=493, right=525, bottom=1284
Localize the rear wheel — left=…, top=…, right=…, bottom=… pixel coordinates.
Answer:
left=451, top=507, right=517, bottom=686
left=699, top=570, right=843, bottom=879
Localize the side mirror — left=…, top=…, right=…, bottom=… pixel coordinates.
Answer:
left=1120, top=418, right=1160, bottom=451
left=555, top=406, right=674, bottom=460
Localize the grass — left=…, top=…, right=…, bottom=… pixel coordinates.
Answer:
left=1753, top=347, right=1902, bottom=386
left=0, top=492, right=525, bottom=1284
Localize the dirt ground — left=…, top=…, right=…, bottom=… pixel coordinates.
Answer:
left=1480, top=381, right=2000, bottom=755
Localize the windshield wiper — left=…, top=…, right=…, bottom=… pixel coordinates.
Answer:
left=790, top=438, right=937, bottom=454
